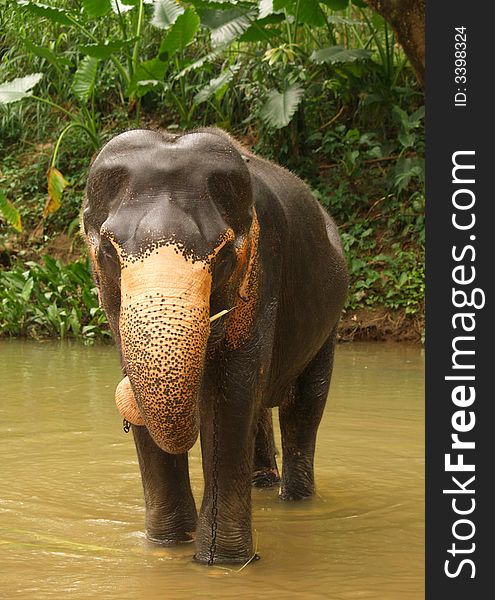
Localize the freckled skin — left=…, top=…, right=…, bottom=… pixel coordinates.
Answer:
left=82, top=127, right=348, bottom=564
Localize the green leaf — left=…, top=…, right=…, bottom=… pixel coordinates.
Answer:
left=199, top=7, right=256, bottom=45
left=259, top=0, right=279, bottom=18
left=159, top=8, right=200, bottom=57
left=320, top=0, right=349, bottom=10
left=398, top=271, right=408, bottom=287
left=82, top=287, right=98, bottom=309
left=239, top=24, right=281, bottom=42
left=272, top=1, right=335, bottom=25
left=199, top=7, right=231, bottom=27
left=134, top=79, right=167, bottom=96
left=0, top=191, right=23, bottom=232
left=127, top=58, right=167, bottom=97
left=0, top=73, right=43, bottom=105
left=310, top=46, right=371, bottom=64
left=67, top=262, right=89, bottom=285
left=258, top=0, right=286, bottom=20
left=137, top=59, right=168, bottom=81
left=19, top=2, right=74, bottom=25
left=409, top=106, right=425, bottom=127
left=189, top=0, right=242, bottom=8
left=21, top=39, right=62, bottom=69
left=194, top=65, right=239, bottom=104
left=392, top=105, right=409, bottom=128
left=272, top=0, right=291, bottom=9
left=45, top=167, right=70, bottom=216
left=82, top=0, right=111, bottom=17
left=206, top=8, right=256, bottom=46
left=175, top=48, right=224, bottom=78
left=371, top=12, right=386, bottom=30
left=254, top=13, right=285, bottom=25
left=43, top=254, right=59, bottom=273
left=151, top=0, right=184, bottom=30
left=295, top=0, right=326, bottom=26
left=327, top=15, right=362, bottom=25
left=72, top=56, right=99, bottom=103
left=259, top=84, right=304, bottom=129
left=393, top=157, right=424, bottom=193
left=21, top=279, right=34, bottom=301
left=79, top=41, right=126, bottom=59
left=111, top=0, right=136, bottom=13
left=398, top=131, right=415, bottom=148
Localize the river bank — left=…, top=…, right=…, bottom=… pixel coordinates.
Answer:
left=339, top=307, right=423, bottom=344
left=1, top=231, right=423, bottom=345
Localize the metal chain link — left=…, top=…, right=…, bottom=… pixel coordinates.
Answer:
left=123, top=418, right=131, bottom=433
left=207, top=392, right=220, bottom=566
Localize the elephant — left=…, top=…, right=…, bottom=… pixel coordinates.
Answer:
left=82, top=127, right=348, bottom=565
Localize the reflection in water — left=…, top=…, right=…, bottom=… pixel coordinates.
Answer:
left=0, top=340, right=424, bottom=599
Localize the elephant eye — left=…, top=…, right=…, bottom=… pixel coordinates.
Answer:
left=98, top=237, right=120, bottom=267
left=212, top=244, right=236, bottom=290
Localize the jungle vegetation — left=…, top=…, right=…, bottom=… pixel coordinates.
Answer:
left=0, top=0, right=424, bottom=342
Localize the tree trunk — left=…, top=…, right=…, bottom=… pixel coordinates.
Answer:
left=366, top=0, right=425, bottom=87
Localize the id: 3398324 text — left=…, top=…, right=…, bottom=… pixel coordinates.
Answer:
left=454, top=26, right=468, bottom=107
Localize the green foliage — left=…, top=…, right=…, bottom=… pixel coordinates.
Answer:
left=194, top=64, right=239, bottom=104
left=20, top=2, right=73, bottom=26
left=0, top=73, right=43, bottom=104
left=159, top=9, right=201, bottom=56
left=0, top=191, right=23, bottom=232
left=45, top=166, right=70, bottom=215
left=0, top=256, right=109, bottom=340
left=322, top=1, right=351, bottom=9
left=0, top=0, right=425, bottom=338
left=310, top=46, right=371, bottom=65
left=206, top=8, right=255, bottom=46
left=341, top=224, right=424, bottom=314
left=82, top=0, right=112, bottom=18
left=71, top=56, right=99, bottom=103
left=151, top=0, right=184, bottom=30
left=259, top=84, right=304, bottom=129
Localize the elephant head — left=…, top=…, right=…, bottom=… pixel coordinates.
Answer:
left=82, top=129, right=258, bottom=454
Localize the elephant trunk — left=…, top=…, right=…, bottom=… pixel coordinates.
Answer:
left=115, top=245, right=211, bottom=454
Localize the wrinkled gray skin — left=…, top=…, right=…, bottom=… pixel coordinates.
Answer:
left=82, top=127, right=348, bottom=564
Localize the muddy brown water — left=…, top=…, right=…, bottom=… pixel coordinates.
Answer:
left=0, top=340, right=424, bottom=599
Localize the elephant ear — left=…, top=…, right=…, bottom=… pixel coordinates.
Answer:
left=85, top=164, right=130, bottom=233
left=225, top=209, right=261, bottom=350
left=207, top=166, right=253, bottom=234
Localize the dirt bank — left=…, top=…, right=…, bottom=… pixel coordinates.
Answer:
left=338, top=307, right=424, bottom=344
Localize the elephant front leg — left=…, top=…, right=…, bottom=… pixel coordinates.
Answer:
left=133, top=425, right=197, bottom=544
left=195, top=390, right=257, bottom=564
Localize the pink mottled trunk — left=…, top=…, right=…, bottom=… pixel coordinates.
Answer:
left=116, top=245, right=211, bottom=454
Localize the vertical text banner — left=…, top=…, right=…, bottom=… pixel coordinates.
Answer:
left=426, top=1, right=493, bottom=598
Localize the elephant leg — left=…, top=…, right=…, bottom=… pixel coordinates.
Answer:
left=132, top=425, right=197, bottom=544
left=252, top=407, right=280, bottom=488
left=279, top=329, right=337, bottom=501
left=195, top=361, right=259, bottom=564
